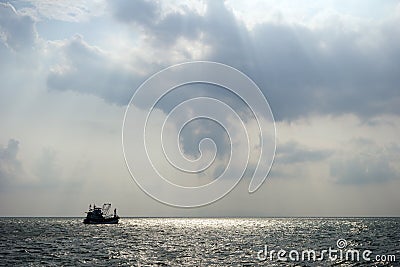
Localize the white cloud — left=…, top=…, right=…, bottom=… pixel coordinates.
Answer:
left=18, top=0, right=106, bottom=22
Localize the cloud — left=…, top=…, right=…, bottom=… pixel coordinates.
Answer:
left=266, top=141, right=332, bottom=180
left=0, top=139, right=23, bottom=188
left=46, top=34, right=139, bottom=105
left=14, top=0, right=106, bottom=22
left=0, top=138, right=90, bottom=191
left=330, top=155, right=397, bottom=185
left=33, top=148, right=60, bottom=187
left=111, top=0, right=159, bottom=25
left=107, top=0, right=400, bottom=121
left=0, top=2, right=37, bottom=51
left=0, top=140, right=59, bottom=189
left=110, top=0, right=203, bottom=46
left=276, top=141, right=332, bottom=164
left=330, top=138, right=399, bottom=184
left=2, top=0, right=397, bottom=123
left=1, top=1, right=399, bottom=215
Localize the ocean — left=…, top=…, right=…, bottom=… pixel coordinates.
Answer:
left=0, top=217, right=398, bottom=266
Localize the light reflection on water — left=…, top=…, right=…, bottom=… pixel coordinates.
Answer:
left=0, top=217, right=398, bottom=266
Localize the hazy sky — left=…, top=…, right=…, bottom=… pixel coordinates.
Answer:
left=0, top=0, right=399, bottom=216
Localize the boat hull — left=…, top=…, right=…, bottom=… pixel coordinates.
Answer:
left=83, top=217, right=119, bottom=224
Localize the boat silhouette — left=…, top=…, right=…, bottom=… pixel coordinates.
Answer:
left=83, top=203, right=119, bottom=224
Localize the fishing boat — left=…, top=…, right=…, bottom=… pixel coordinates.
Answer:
left=83, top=203, right=119, bottom=224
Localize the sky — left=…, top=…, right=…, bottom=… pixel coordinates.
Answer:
left=0, top=0, right=399, bottom=216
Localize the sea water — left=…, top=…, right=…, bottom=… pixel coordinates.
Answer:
left=0, top=217, right=399, bottom=266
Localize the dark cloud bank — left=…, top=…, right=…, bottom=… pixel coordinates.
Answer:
left=44, top=0, right=400, bottom=122
left=2, top=0, right=399, bottom=121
